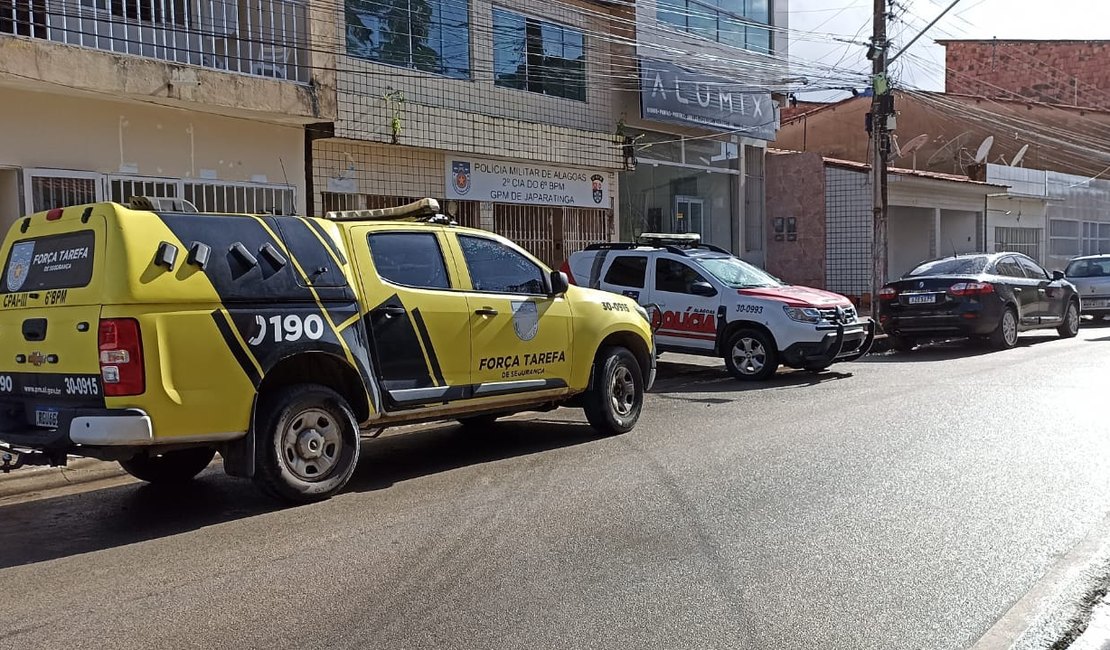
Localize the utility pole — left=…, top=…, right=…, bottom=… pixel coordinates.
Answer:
left=869, top=0, right=890, bottom=320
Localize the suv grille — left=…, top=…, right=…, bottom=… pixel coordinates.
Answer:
left=818, top=306, right=856, bottom=324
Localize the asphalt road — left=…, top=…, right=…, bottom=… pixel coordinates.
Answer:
left=3, top=324, right=1110, bottom=650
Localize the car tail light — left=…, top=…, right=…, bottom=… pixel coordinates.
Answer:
left=878, top=286, right=898, bottom=300
left=949, top=282, right=994, bottom=297
left=560, top=260, right=577, bottom=285
left=45, top=208, right=63, bottom=221
left=98, top=318, right=145, bottom=396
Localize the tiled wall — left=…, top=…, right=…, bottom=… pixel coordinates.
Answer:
left=825, top=166, right=873, bottom=299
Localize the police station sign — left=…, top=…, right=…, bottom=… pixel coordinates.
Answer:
left=639, top=58, right=778, bottom=141
left=445, top=157, right=610, bottom=208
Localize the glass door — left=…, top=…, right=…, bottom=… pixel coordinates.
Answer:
left=674, top=196, right=705, bottom=236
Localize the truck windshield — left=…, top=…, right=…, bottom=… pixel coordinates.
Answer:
left=698, top=256, right=782, bottom=289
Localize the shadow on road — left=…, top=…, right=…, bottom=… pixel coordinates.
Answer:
left=650, top=359, right=853, bottom=397
left=0, top=420, right=597, bottom=569
left=860, top=334, right=1059, bottom=363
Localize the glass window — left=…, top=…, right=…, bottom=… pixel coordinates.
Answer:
left=1066, top=258, right=1110, bottom=278
left=993, top=257, right=1025, bottom=278
left=604, top=256, right=648, bottom=288
left=346, top=0, right=471, bottom=79
left=908, top=256, right=989, bottom=277
left=493, top=8, right=585, bottom=101
left=459, top=235, right=545, bottom=294
left=367, top=233, right=451, bottom=289
left=1016, top=256, right=1048, bottom=280
left=655, top=0, right=772, bottom=53
left=655, top=258, right=710, bottom=294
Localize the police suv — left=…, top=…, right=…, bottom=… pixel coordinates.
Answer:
left=565, top=234, right=875, bottom=381
left=0, top=198, right=655, bottom=503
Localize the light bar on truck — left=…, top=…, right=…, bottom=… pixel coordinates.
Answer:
left=636, top=232, right=702, bottom=247
left=325, top=198, right=442, bottom=222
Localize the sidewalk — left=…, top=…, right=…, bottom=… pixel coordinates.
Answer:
left=0, top=456, right=129, bottom=500
left=1069, top=600, right=1110, bottom=650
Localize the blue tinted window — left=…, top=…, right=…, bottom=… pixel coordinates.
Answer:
left=346, top=0, right=471, bottom=79
left=655, top=0, right=772, bottom=53
left=493, top=9, right=586, bottom=101
left=368, top=233, right=451, bottom=289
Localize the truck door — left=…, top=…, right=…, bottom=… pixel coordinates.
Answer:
left=645, top=256, right=720, bottom=352
left=350, top=227, right=472, bottom=408
left=597, top=254, right=649, bottom=303
left=451, top=233, right=573, bottom=396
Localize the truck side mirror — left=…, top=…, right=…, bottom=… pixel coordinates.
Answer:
left=690, top=281, right=717, bottom=297
left=549, top=270, right=570, bottom=296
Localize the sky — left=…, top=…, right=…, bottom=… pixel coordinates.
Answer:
left=788, top=0, right=1110, bottom=101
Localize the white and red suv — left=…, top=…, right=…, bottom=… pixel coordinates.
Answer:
left=565, top=234, right=875, bottom=380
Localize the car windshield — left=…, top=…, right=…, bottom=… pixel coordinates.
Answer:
left=697, top=256, right=782, bottom=289
left=1066, top=258, right=1110, bottom=277
left=907, top=256, right=989, bottom=277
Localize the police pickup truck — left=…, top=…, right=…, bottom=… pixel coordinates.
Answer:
left=565, top=233, right=874, bottom=381
left=0, top=198, right=655, bottom=502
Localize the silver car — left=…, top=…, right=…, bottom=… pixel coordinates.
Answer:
left=1065, top=255, right=1110, bottom=318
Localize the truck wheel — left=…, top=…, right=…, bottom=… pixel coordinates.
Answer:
left=119, top=447, right=215, bottom=484
left=253, top=384, right=360, bottom=504
left=989, top=306, right=1019, bottom=350
left=1058, top=300, right=1080, bottom=338
left=583, top=347, right=643, bottom=436
left=724, top=329, right=779, bottom=381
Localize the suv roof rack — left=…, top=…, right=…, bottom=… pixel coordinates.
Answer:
left=324, top=198, right=452, bottom=223
left=584, top=234, right=732, bottom=257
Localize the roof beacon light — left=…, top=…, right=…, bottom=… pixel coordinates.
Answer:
left=637, top=232, right=702, bottom=248
left=326, top=198, right=442, bottom=222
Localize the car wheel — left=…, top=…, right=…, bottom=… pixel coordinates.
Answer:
left=582, top=347, right=643, bottom=436
left=724, top=329, right=779, bottom=381
left=989, top=306, right=1019, bottom=350
left=119, top=447, right=216, bottom=484
left=890, top=335, right=915, bottom=353
left=1057, top=300, right=1080, bottom=338
left=253, top=384, right=360, bottom=504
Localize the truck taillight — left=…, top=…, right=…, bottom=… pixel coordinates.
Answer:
left=949, top=282, right=994, bottom=297
left=878, top=286, right=898, bottom=300
left=98, top=318, right=145, bottom=396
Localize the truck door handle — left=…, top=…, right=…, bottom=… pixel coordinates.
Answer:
left=475, top=307, right=498, bottom=316
left=379, top=306, right=406, bottom=318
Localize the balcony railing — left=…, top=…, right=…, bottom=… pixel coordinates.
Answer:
left=1, top=0, right=309, bottom=83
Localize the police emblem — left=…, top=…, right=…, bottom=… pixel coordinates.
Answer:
left=590, top=174, right=605, bottom=205
left=5, top=241, right=35, bottom=293
left=511, top=300, right=539, bottom=341
left=452, top=161, right=472, bottom=196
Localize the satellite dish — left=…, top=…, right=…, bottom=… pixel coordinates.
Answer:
left=1011, top=144, right=1030, bottom=167
left=974, top=136, right=995, bottom=163
left=895, top=134, right=929, bottom=159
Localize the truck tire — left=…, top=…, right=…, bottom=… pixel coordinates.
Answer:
left=723, top=328, right=779, bottom=381
left=253, top=384, right=360, bottom=504
left=583, top=347, right=643, bottom=436
left=119, top=447, right=216, bottom=484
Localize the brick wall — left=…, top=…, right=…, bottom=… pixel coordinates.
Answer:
left=765, top=152, right=826, bottom=289
left=943, top=40, right=1110, bottom=109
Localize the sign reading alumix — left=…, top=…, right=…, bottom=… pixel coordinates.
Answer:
left=446, top=157, right=610, bottom=208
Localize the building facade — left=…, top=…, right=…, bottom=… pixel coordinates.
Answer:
left=613, top=0, right=787, bottom=262
left=0, top=0, right=336, bottom=231
left=312, top=0, right=622, bottom=267
left=939, top=39, right=1110, bottom=110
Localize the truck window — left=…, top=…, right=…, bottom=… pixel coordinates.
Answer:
left=2, top=230, right=94, bottom=294
left=367, top=233, right=450, bottom=289
left=655, top=258, right=709, bottom=295
left=604, top=256, right=647, bottom=288
left=458, top=235, right=544, bottom=294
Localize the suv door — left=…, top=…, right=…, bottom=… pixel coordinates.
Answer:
left=452, top=233, right=573, bottom=395
left=598, top=254, right=649, bottom=302
left=645, top=256, right=720, bottom=352
left=994, top=255, right=1041, bottom=324
left=351, top=227, right=472, bottom=407
left=1016, top=255, right=1060, bottom=323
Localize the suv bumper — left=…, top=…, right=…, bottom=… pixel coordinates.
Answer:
left=781, top=319, right=876, bottom=367
left=0, top=407, right=152, bottom=453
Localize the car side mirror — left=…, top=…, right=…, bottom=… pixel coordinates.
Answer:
left=549, top=270, right=570, bottom=296
left=690, top=281, right=717, bottom=297
left=1052, top=270, right=1066, bottom=281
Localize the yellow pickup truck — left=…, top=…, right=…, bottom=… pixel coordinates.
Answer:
left=0, top=198, right=655, bottom=502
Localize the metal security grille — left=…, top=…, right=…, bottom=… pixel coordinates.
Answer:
left=109, top=177, right=178, bottom=204
left=28, top=175, right=98, bottom=212
left=494, top=204, right=612, bottom=267
left=184, top=181, right=295, bottom=214
left=995, top=226, right=1042, bottom=262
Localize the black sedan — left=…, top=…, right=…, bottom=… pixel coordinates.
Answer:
left=878, top=252, right=1080, bottom=351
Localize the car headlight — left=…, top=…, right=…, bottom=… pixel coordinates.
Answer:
left=783, top=305, right=822, bottom=323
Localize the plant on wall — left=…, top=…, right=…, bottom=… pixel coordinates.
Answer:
left=383, top=89, right=405, bottom=144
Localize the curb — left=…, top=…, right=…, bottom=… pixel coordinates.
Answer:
left=0, top=457, right=128, bottom=499
left=868, top=333, right=893, bottom=354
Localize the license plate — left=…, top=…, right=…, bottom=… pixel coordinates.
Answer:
left=907, top=294, right=936, bottom=304
left=34, top=408, right=59, bottom=429
left=1087, top=299, right=1108, bottom=309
